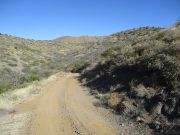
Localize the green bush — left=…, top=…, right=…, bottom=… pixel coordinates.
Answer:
left=0, top=84, right=11, bottom=94
left=23, top=74, right=40, bottom=83
left=101, top=47, right=121, bottom=59
left=91, top=35, right=180, bottom=91
left=69, top=62, right=89, bottom=73
left=102, top=45, right=179, bottom=89
left=140, top=54, right=180, bottom=88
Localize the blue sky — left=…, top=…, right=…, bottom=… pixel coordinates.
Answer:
left=0, top=0, right=180, bottom=40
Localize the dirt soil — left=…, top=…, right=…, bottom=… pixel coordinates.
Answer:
left=14, top=73, right=118, bottom=135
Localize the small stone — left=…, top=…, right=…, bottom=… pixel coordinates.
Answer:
left=119, top=123, right=125, bottom=127
left=155, top=121, right=160, bottom=125
left=136, top=116, right=145, bottom=123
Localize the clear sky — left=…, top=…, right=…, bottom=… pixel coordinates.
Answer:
left=0, top=0, right=180, bottom=40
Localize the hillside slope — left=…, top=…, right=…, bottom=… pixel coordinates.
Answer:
left=80, top=24, right=180, bottom=134
left=0, top=35, right=109, bottom=93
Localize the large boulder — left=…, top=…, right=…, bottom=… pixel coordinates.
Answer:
left=150, top=102, right=163, bottom=115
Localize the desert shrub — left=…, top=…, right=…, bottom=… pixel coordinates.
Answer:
left=162, top=34, right=174, bottom=43
left=0, top=84, right=11, bottom=94
left=11, top=95, right=19, bottom=101
left=8, top=62, right=18, bottom=67
left=101, top=45, right=137, bottom=63
left=22, top=74, right=40, bottom=84
left=139, top=54, right=180, bottom=88
left=103, top=38, right=179, bottom=88
left=155, top=32, right=165, bottom=40
left=99, top=94, right=110, bottom=105
left=69, top=62, right=90, bottom=73
left=84, top=31, right=180, bottom=91
left=101, top=47, right=121, bottom=59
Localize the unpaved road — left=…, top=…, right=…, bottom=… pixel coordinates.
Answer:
left=13, top=73, right=118, bottom=135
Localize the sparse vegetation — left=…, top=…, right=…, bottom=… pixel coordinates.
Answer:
left=68, top=62, right=90, bottom=73
left=80, top=24, right=180, bottom=134
left=0, top=23, right=179, bottom=134
left=24, top=74, right=40, bottom=83
left=11, top=94, right=20, bottom=101
left=0, top=33, right=107, bottom=94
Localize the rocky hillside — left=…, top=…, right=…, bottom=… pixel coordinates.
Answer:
left=80, top=23, right=180, bottom=134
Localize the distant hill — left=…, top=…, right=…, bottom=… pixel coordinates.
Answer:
left=54, top=36, right=105, bottom=44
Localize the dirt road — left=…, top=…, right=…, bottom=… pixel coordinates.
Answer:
left=14, top=73, right=118, bottom=135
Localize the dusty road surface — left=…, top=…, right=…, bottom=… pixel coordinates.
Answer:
left=12, top=73, right=118, bottom=135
